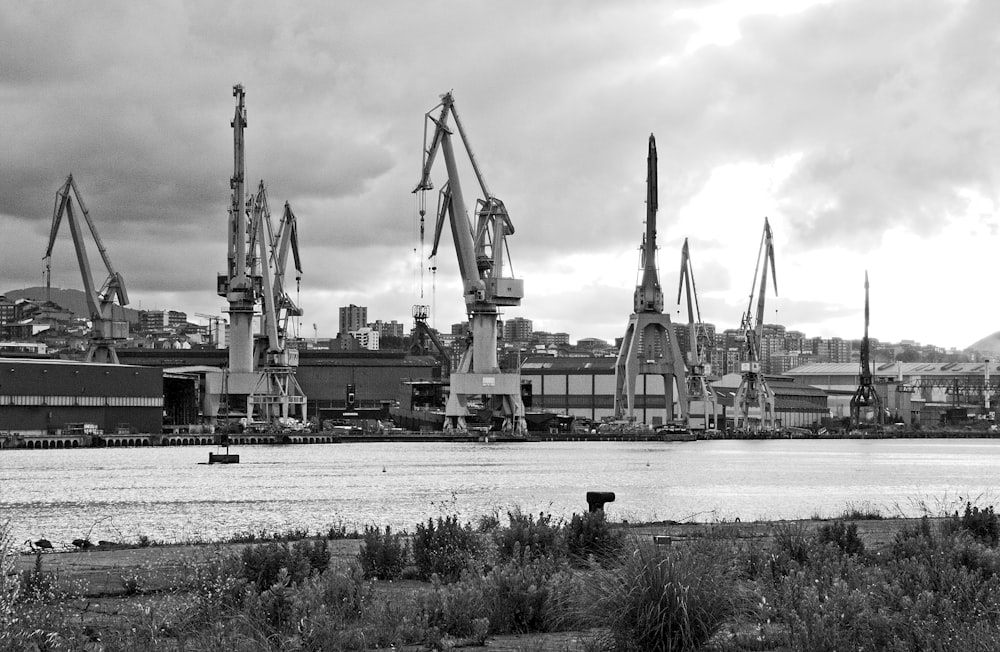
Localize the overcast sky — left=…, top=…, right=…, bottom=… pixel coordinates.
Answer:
left=2, top=0, right=997, bottom=350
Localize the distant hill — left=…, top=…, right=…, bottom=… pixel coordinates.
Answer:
left=3, top=287, right=140, bottom=323
left=967, top=331, right=1000, bottom=355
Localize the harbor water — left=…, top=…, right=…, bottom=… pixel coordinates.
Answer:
left=3, top=438, right=1000, bottom=547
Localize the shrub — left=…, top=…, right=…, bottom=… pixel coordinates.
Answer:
left=413, top=515, right=479, bottom=583
left=772, top=521, right=811, bottom=565
left=494, top=510, right=563, bottom=562
left=565, top=510, right=623, bottom=564
left=239, top=538, right=329, bottom=592
left=596, top=540, right=740, bottom=652
left=357, top=525, right=410, bottom=580
left=947, top=502, right=1000, bottom=546
left=816, top=520, right=865, bottom=555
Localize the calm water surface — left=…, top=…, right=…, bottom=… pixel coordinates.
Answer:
left=3, top=439, right=999, bottom=547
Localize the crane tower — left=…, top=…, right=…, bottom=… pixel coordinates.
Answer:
left=614, top=135, right=689, bottom=426
left=413, top=92, right=527, bottom=435
left=676, top=238, right=719, bottom=430
left=733, top=218, right=777, bottom=433
left=217, top=84, right=256, bottom=376
left=850, top=271, right=882, bottom=427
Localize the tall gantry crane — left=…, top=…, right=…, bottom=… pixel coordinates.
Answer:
left=614, top=135, right=689, bottom=426
left=217, top=83, right=257, bottom=377
left=850, top=271, right=882, bottom=427
left=216, top=84, right=306, bottom=427
left=734, top=218, right=777, bottom=433
left=44, top=175, right=129, bottom=364
left=246, top=183, right=306, bottom=424
left=676, top=238, right=719, bottom=429
left=413, top=91, right=526, bottom=435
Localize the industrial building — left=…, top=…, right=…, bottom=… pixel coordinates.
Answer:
left=0, top=358, right=164, bottom=447
left=520, top=356, right=829, bottom=429
left=117, top=348, right=440, bottom=422
left=784, top=361, right=1000, bottom=426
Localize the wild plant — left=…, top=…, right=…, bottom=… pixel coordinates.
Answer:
left=413, top=515, right=479, bottom=582
left=564, top=510, right=624, bottom=564
left=945, top=501, right=1000, bottom=546
left=0, top=520, right=20, bottom=635
left=594, top=540, right=741, bottom=652
left=494, top=509, right=563, bottom=562
left=816, top=520, right=865, bottom=555
left=239, top=538, right=330, bottom=592
left=357, top=524, right=410, bottom=580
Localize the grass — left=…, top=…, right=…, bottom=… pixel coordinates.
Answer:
left=8, top=503, right=1000, bottom=650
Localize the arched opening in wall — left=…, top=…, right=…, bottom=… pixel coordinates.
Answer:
left=72, top=440, right=79, bottom=448
left=142, top=440, right=149, bottom=446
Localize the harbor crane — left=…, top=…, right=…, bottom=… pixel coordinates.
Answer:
left=850, top=271, right=882, bottom=427
left=413, top=91, right=527, bottom=435
left=216, top=84, right=306, bottom=427
left=614, top=135, right=689, bottom=426
left=246, top=183, right=307, bottom=424
left=44, top=174, right=129, bottom=364
left=733, top=218, right=777, bottom=433
left=217, top=83, right=257, bottom=377
left=676, top=238, right=719, bottom=430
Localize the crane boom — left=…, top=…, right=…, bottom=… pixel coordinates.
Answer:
left=44, top=174, right=129, bottom=364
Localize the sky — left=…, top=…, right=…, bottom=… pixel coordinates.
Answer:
left=2, top=0, right=998, bottom=350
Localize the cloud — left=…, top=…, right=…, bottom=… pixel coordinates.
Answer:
left=2, top=0, right=997, bottom=349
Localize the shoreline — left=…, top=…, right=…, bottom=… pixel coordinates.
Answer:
left=5, top=428, right=1000, bottom=449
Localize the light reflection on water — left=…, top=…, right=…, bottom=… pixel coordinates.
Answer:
left=3, top=439, right=1000, bottom=547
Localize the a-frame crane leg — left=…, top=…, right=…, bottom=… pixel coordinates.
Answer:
left=615, top=313, right=689, bottom=424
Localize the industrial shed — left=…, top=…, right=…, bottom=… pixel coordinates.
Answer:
left=520, top=356, right=830, bottom=429
left=0, top=358, right=163, bottom=441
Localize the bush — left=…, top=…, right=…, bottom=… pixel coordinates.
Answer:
left=239, top=538, right=329, bottom=592
left=947, top=502, right=1000, bottom=546
left=596, top=540, right=740, bottom=652
left=565, top=510, right=623, bottom=563
left=816, top=520, right=865, bottom=555
left=494, top=510, right=563, bottom=562
left=357, top=525, right=410, bottom=580
left=772, top=521, right=811, bottom=565
left=413, top=515, right=479, bottom=583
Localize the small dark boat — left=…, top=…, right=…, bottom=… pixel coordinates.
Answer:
left=208, top=451, right=240, bottom=464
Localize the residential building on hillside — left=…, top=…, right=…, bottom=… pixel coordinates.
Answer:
left=503, top=317, right=533, bottom=342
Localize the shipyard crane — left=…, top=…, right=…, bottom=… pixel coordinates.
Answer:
left=215, top=84, right=306, bottom=427
left=676, top=238, right=719, bottom=430
left=413, top=91, right=526, bottom=435
left=245, top=181, right=307, bottom=424
left=44, top=175, right=129, bottom=364
left=850, top=271, right=882, bottom=427
left=217, top=83, right=257, bottom=377
left=733, top=218, right=777, bottom=433
left=614, top=135, right=689, bottom=426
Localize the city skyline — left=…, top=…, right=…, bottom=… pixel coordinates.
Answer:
left=1, top=1, right=998, bottom=350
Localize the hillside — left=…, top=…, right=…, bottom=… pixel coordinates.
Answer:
left=966, top=331, right=1000, bottom=355
left=3, top=287, right=140, bottom=323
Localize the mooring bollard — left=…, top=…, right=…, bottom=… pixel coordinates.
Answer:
left=586, top=491, right=616, bottom=513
